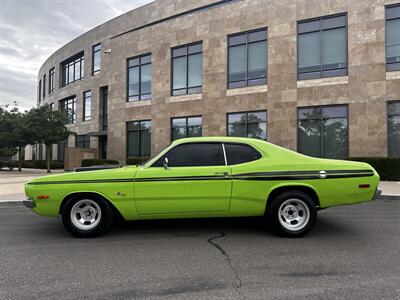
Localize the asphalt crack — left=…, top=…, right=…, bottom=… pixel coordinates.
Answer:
left=207, top=232, right=244, bottom=299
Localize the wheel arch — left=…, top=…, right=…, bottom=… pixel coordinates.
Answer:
left=265, top=184, right=320, bottom=213
left=59, top=191, right=124, bottom=220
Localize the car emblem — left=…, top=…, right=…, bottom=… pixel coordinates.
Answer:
left=319, top=171, right=327, bottom=179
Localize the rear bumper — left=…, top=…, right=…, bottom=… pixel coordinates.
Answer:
left=23, top=198, right=35, bottom=209
left=372, top=187, right=382, bottom=201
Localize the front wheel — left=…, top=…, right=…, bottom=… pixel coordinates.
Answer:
left=61, top=195, right=114, bottom=238
left=266, top=191, right=317, bottom=237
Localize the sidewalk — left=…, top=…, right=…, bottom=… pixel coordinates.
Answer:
left=0, top=169, right=399, bottom=203
left=0, top=169, right=64, bottom=202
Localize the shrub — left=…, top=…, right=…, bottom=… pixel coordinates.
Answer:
left=4, top=160, right=17, bottom=171
left=126, top=157, right=149, bottom=166
left=348, top=157, right=400, bottom=181
left=81, top=159, right=120, bottom=167
left=30, top=160, right=64, bottom=170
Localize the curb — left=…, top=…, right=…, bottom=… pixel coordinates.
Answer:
left=380, top=195, right=400, bottom=201
left=0, top=201, right=23, bottom=206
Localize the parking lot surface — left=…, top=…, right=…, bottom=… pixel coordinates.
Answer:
left=0, top=199, right=399, bottom=299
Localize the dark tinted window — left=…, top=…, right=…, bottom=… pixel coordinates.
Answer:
left=153, top=143, right=225, bottom=167
left=224, top=143, right=261, bottom=165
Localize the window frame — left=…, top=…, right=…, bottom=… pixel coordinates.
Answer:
left=296, top=104, right=349, bottom=159
left=387, top=100, right=400, bottom=157
left=151, top=142, right=226, bottom=168
left=48, top=67, right=55, bottom=94
left=92, top=43, right=101, bottom=75
left=38, top=80, right=42, bottom=103
left=126, top=120, right=152, bottom=159
left=223, top=142, right=263, bottom=165
left=42, top=74, right=46, bottom=99
left=297, top=13, right=348, bottom=80
left=83, top=90, right=92, bottom=122
left=171, top=41, right=203, bottom=96
left=75, top=134, right=90, bottom=149
left=385, top=4, right=400, bottom=71
left=226, top=110, right=268, bottom=140
left=126, top=53, right=152, bottom=102
left=227, top=27, right=268, bottom=89
left=59, top=96, right=76, bottom=124
left=170, top=115, right=203, bottom=141
left=61, top=52, right=84, bottom=87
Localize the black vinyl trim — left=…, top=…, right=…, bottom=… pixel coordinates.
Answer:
left=27, top=169, right=374, bottom=185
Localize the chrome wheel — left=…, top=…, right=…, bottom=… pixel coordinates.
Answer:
left=70, top=199, right=102, bottom=231
left=278, top=198, right=310, bottom=232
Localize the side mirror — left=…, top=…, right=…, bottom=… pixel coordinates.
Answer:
left=163, top=157, right=169, bottom=170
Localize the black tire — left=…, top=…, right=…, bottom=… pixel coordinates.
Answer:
left=266, top=190, right=317, bottom=237
left=61, top=194, right=114, bottom=238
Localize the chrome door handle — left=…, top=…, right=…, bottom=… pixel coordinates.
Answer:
left=319, top=170, right=327, bottom=179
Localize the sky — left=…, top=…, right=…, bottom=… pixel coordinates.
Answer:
left=0, top=0, right=155, bottom=111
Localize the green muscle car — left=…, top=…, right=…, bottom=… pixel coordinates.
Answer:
left=24, top=137, right=381, bottom=238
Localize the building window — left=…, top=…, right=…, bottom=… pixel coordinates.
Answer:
left=386, top=5, right=400, bottom=71
left=57, top=138, right=68, bottom=161
left=38, top=80, right=41, bottom=103
left=127, top=120, right=151, bottom=159
left=83, top=90, right=92, bottom=121
left=388, top=101, right=400, bottom=157
left=42, top=74, right=46, bottom=98
left=61, top=52, right=84, bottom=87
left=172, top=42, right=203, bottom=96
left=92, top=43, right=101, bottom=75
left=227, top=111, right=267, bottom=140
left=49, top=67, right=55, bottom=94
left=171, top=116, right=202, bottom=141
left=60, top=96, right=76, bottom=124
left=298, top=105, right=348, bottom=159
left=75, top=135, right=90, bottom=149
left=127, top=54, right=151, bottom=101
left=298, top=14, right=347, bottom=80
left=228, top=29, right=267, bottom=89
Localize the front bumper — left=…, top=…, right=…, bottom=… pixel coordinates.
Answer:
left=23, top=198, right=35, bottom=209
left=372, top=187, right=382, bottom=201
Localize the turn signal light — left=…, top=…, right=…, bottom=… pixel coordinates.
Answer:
left=358, top=184, right=370, bottom=189
left=37, top=195, right=49, bottom=199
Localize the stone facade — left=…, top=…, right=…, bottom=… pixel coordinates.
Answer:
left=37, top=0, right=400, bottom=162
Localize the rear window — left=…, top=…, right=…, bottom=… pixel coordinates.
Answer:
left=224, top=143, right=262, bottom=165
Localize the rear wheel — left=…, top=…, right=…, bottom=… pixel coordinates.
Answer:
left=61, top=195, right=114, bottom=238
left=266, top=190, right=317, bottom=237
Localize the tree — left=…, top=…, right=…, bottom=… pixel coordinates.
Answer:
left=0, top=105, right=35, bottom=170
left=26, top=105, right=72, bottom=173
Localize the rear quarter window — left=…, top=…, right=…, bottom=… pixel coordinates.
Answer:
left=224, top=143, right=262, bottom=165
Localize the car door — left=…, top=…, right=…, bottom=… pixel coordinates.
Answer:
left=134, top=142, right=232, bottom=216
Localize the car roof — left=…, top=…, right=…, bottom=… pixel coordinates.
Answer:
left=171, top=136, right=266, bottom=145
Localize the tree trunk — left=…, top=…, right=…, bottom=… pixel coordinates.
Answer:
left=46, top=144, right=51, bottom=173
left=18, top=146, right=22, bottom=172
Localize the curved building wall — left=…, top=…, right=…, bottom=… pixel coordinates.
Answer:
left=37, top=0, right=400, bottom=163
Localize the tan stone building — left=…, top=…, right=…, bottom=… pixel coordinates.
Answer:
left=35, top=0, right=400, bottom=166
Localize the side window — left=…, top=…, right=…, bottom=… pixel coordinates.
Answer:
left=224, top=143, right=261, bottom=165
left=152, top=143, right=225, bottom=167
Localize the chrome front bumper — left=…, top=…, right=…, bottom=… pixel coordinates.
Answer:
left=372, top=187, right=382, bottom=201
left=23, top=198, right=35, bottom=209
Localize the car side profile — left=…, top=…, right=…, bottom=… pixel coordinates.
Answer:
left=24, top=137, right=381, bottom=238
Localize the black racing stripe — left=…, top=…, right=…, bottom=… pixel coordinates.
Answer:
left=234, top=173, right=374, bottom=181
left=135, top=176, right=229, bottom=182
left=28, top=178, right=135, bottom=185
left=235, top=169, right=374, bottom=177
left=27, top=169, right=374, bottom=185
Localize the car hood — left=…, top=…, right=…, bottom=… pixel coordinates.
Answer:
left=27, top=166, right=138, bottom=184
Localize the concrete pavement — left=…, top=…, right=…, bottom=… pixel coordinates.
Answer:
left=0, top=199, right=399, bottom=299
